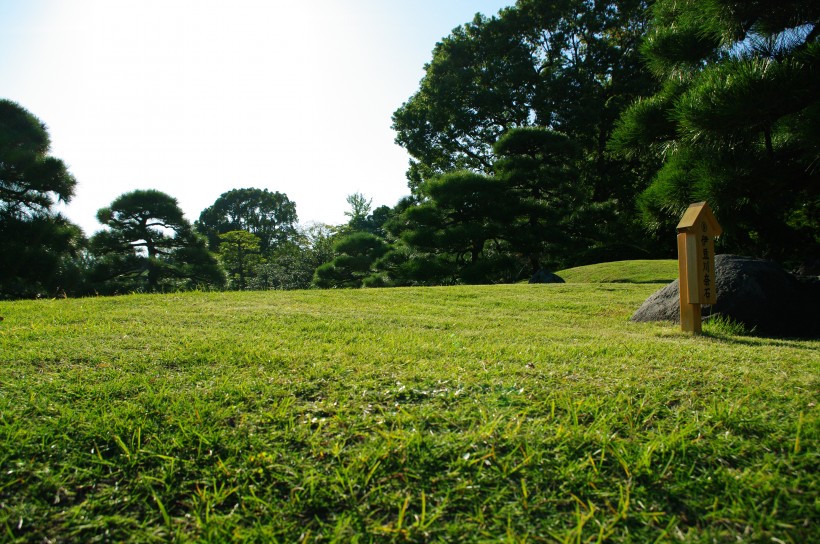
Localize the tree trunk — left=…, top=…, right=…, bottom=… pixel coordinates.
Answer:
left=146, top=240, right=158, bottom=291
left=237, top=245, right=246, bottom=290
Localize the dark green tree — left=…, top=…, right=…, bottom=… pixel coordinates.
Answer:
left=90, top=190, right=223, bottom=293
left=610, top=0, right=820, bottom=268
left=389, top=171, right=516, bottom=284
left=363, top=205, right=395, bottom=238
left=218, top=230, right=262, bottom=290
left=0, top=99, right=85, bottom=298
left=493, top=127, right=583, bottom=273
left=392, top=0, right=656, bottom=218
left=196, top=188, right=298, bottom=253
left=313, top=232, right=388, bottom=288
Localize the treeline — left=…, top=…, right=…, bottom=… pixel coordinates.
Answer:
left=2, top=0, right=818, bottom=298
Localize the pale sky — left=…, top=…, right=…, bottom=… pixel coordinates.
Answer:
left=0, top=0, right=515, bottom=235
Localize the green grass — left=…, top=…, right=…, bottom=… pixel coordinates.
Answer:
left=0, top=283, right=817, bottom=542
left=557, top=260, right=678, bottom=284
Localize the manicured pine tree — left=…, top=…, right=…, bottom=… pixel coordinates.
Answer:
left=90, top=190, right=224, bottom=293
left=313, top=232, right=388, bottom=288
left=610, top=0, right=820, bottom=267
left=493, top=127, right=582, bottom=274
left=0, top=99, right=85, bottom=298
left=392, top=171, right=516, bottom=284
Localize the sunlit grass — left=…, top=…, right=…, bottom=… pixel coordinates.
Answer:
left=0, top=282, right=817, bottom=542
left=557, top=259, right=677, bottom=284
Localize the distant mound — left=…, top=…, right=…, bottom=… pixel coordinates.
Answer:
left=631, top=255, right=820, bottom=337
left=557, top=260, right=677, bottom=284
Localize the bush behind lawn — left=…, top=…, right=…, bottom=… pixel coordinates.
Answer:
left=0, top=283, right=817, bottom=542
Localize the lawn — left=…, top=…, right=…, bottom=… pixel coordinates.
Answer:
left=556, top=260, right=678, bottom=284
left=0, top=280, right=817, bottom=542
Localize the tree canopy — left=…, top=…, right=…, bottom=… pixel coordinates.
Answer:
left=610, top=0, right=820, bottom=268
left=251, top=223, right=338, bottom=291
left=386, top=171, right=516, bottom=284
left=0, top=99, right=84, bottom=298
left=0, top=100, right=76, bottom=218
left=90, top=189, right=223, bottom=293
left=218, top=230, right=262, bottom=290
left=393, top=1, right=653, bottom=184
left=197, top=188, right=298, bottom=253
left=392, top=0, right=660, bottom=264
left=493, top=127, right=583, bottom=274
left=313, top=231, right=388, bottom=288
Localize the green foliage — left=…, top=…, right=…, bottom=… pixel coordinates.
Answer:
left=313, top=232, right=388, bottom=288
left=196, top=188, right=298, bottom=252
left=392, top=10, right=536, bottom=182
left=611, top=0, right=820, bottom=267
left=392, top=0, right=660, bottom=257
left=339, top=194, right=396, bottom=240
left=0, top=215, right=87, bottom=298
left=391, top=171, right=518, bottom=284
left=607, top=81, right=685, bottom=159
left=396, top=0, right=649, bottom=181
left=493, top=127, right=584, bottom=273
left=0, top=284, right=816, bottom=541
left=218, top=230, right=262, bottom=290
left=90, top=190, right=224, bottom=293
left=389, top=127, right=634, bottom=284
left=342, top=192, right=372, bottom=233
left=250, top=223, right=338, bottom=291
left=0, top=100, right=76, bottom=218
left=370, top=245, right=453, bottom=287
left=0, top=99, right=84, bottom=298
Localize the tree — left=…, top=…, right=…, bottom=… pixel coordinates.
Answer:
left=251, top=223, right=338, bottom=290
left=493, top=127, right=584, bottom=273
left=392, top=0, right=657, bottom=216
left=90, top=190, right=223, bottom=293
left=389, top=171, right=516, bottom=284
left=610, top=0, right=820, bottom=268
left=339, top=193, right=396, bottom=238
left=218, top=230, right=262, bottom=290
left=313, top=232, right=388, bottom=288
left=196, top=188, right=298, bottom=253
left=0, top=99, right=85, bottom=298
left=343, top=192, right=373, bottom=233
left=364, top=205, right=395, bottom=238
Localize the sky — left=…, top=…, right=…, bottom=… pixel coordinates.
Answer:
left=0, top=0, right=515, bottom=235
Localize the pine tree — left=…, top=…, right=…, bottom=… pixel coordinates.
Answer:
left=611, top=0, right=820, bottom=267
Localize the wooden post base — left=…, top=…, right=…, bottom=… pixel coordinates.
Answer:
left=678, top=233, right=702, bottom=334
left=680, top=302, right=702, bottom=334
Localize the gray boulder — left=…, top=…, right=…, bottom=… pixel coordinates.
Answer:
left=631, top=254, right=819, bottom=337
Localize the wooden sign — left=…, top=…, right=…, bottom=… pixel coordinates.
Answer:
left=676, top=202, right=722, bottom=333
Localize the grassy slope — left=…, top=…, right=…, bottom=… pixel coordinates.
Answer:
left=0, top=283, right=817, bottom=542
left=557, top=260, right=678, bottom=284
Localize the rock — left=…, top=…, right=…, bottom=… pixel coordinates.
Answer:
left=631, top=254, right=820, bottom=337
left=529, top=269, right=565, bottom=284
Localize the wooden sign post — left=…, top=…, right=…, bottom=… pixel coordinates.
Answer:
left=676, top=202, right=722, bottom=333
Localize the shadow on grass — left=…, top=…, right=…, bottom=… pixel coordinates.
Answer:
left=610, top=279, right=677, bottom=284
left=701, top=315, right=820, bottom=347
